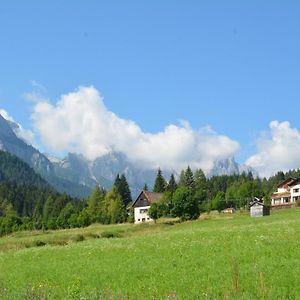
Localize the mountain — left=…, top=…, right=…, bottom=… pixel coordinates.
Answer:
left=208, top=157, right=257, bottom=177
left=0, top=114, right=91, bottom=198
left=48, top=151, right=169, bottom=197
left=0, top=113, right=257, bottom=199
left=0, top=115, right=53, bottom=175
left=0, top=150, right=50, bottom=188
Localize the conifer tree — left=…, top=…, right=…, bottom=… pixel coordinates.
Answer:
left=143, top=183, right=149, bottom=191
left=167, top=174, right=177, bottom=193
left=185, top=166, right=195, bottom=192
left=153, top=168, right=166, bottom=193
left=114, top=174, right=132, bottom=206
left=178, top=170, right=186, bottom=187
left=194, top=169, right=207, bottom=204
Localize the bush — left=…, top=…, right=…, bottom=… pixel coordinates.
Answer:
left=34, top=240, right=46, bottom=247
left=71, top=234, right=85, bottom=242
left=101, top=231, right=121, bottom=238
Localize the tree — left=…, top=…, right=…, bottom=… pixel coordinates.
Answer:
left=87, top=186, right=106, bottom=223
left=171, top=186, right=200, bottom=221
left=194, top=169, right=207, bottom=204
left=153, top=169, right=166, bottom=193
left=148, top=203, right=159, bottom=223
left=114, top=174, right=132, bottom=207
left=143, top=183, right=149, bottom=191
left=105, top=186, right=126, bottom=224
left=178, top=170, right=186, bottom=187
left=166, top=174, right=177, bottom=193
left=184, top=166, right=195, bottom=192
left=211, top=191, right=226, bottom=212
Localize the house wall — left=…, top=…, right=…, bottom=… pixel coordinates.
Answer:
left=291, top=184, right=300, bottom=202
left=134, top=206, right=152, bottom=224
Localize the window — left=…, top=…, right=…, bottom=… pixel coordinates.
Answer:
left=138, top=219, right=140, bottom=221
left=142, top=218, right=145, bottom=222
left=294, top=188, right=299, bottom=193
left=140, top=208, right=148, bottom=214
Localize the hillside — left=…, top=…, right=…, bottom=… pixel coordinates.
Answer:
left=0, top=209, right=300, bottom=299
left=0, top=151, right=84, bottom=231
left=0, top=150, right=50, bottom=188
left=0, top=114, right=91, bottom=198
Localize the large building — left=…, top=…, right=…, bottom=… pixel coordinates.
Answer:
left=132, top=190, right=163, bottom=224
left=271, top=177, right=300, bottom=208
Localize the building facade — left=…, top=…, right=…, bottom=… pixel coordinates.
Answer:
left=271, top=178, right=300, bottom=208
left=132, top=191, right=163, bottom=224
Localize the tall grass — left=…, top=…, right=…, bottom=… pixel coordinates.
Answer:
left=0, top=209, right=300, bottom=299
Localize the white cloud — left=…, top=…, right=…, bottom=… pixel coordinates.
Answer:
left=0, top=108, right=35, bottom=145
left=31, top=86, right=240, bottom=172
left=0, top=109, right=14, bottom=122
left=246, top=121, right=300, bottom=177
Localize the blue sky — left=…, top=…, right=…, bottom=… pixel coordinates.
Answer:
left=1, top=1, right=300, bottom=176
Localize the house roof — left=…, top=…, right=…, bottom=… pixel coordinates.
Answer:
left=250, top=197, right=265, bottom=207
left=132, top=190, right=163, bottom=207
left=277, top=177, right=297, bottom=188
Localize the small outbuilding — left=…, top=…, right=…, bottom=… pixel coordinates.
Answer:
left=250, top=197, right=270, bottom=217
left=222, top=207, right=236, bottom=214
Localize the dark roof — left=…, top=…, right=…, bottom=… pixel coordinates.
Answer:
left=277, top=177, right=297, bottom=188
left=132, top=190, right=163, bottom=207
left=250, top=197, right=264, bottom=207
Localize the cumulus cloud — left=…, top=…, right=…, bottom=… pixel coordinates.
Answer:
left=246, top=121, right=300, bottom=177
left=0, top=109, right=35, bottom=145
left=31, top=86, right=240, bottom=172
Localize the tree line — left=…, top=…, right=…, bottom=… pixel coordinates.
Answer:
left=148, top=167, right=300, bottom=222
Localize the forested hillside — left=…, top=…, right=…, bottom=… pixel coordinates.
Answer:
left=0, top=151, right=84, bottom=235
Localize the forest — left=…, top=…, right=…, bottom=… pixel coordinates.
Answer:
left=0, top=150, right=299, bottom=235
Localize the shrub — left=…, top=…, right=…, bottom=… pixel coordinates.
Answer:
left=71, top=234, right=85, bottom=242
left=101, top=231, right=121, bottom=238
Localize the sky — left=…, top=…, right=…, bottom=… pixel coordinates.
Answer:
left=1, top=1, right=300, bottom=177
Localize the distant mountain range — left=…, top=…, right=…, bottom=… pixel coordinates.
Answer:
left=0, top=114, right=256, bottom=198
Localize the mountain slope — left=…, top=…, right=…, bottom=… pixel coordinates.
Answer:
left=0, top=150, right=50, bottom=188
left=0, top=114, right=91, bottom=198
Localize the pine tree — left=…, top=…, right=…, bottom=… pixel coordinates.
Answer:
left=153, top=168, right=166, bottom=193
left=143, top=183, right=149, bottom=191
left=178, top=170, right=186, bottom=187
left=185, top=166, right=195, bottom=192
left=167, top=174, right=177, bottom=193
left=194, top=169, right=207, bottom=204
left=114, top=174, right=132, bottom=207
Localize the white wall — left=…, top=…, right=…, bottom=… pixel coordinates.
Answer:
left=134, top=206, right=152, bottom=224
left=291, top=184, right=300, bottom=202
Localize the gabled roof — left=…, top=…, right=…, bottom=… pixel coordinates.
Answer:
left=277, top=177, right=297, bottom=188
left=132, top=190, right=163, bottom=207
left=250, top=197, right=264, bottom=207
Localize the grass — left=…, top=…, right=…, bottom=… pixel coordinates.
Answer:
left=0, top=209, right=300, bottom=299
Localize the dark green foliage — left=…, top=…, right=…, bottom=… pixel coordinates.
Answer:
left=114, top=174, right=132, bottom=207
left=166, top=174, right=177, bottom=193
left=171, top=186, right=200, bottom=221
left=184, top=166, right=195, bottom=192
left=153, top=168, right=167, bottom=192
left=0, top=151, right=50, bottom=188
left=143, top=183, right=148, bottom=191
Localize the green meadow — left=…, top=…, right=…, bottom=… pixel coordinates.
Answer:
left=0, top=209, right=300, bottom=299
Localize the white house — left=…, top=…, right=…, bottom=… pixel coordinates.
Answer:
left=271, top=177, right=300, bottom=208
left=132, top=190, right=163, bottom=224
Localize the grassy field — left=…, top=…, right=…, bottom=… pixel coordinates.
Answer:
left=0, top=209, right=300, bottom=299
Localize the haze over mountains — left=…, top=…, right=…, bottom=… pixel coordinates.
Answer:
left=0, top=113, right=255, bottom=198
